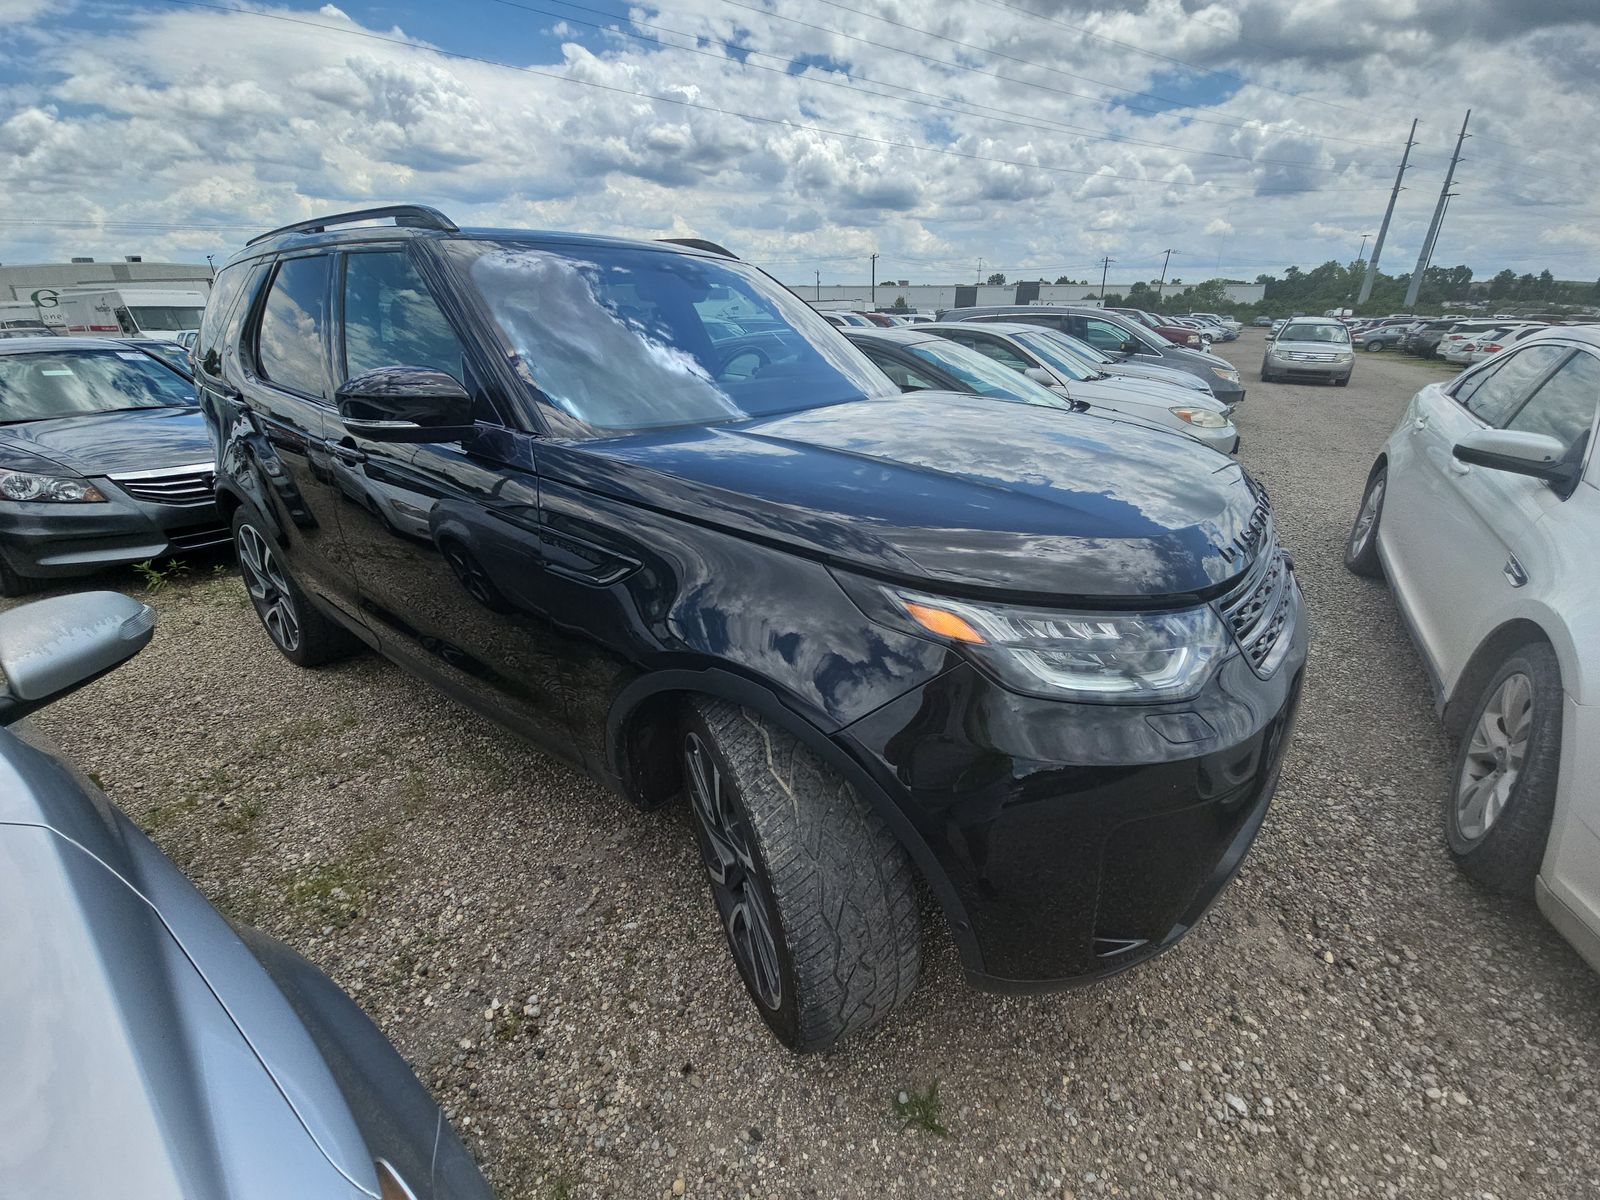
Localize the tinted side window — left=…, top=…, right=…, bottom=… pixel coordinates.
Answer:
left=1081, top=318, right=1131, bottom=352
left=1506, top=349, right=1600, bottom=454
left=1457, top=344, right=1564, bottom=426
left=256, top=256, right=332, bottom=398
left=196, top=262, right=252, bottom=379
left=341, top=251, right=466, bottom=382
left=940, top=331, right=1029, bottom=370
left=861, top=350, right=939, bottom=391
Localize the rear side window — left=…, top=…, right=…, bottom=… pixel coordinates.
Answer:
left=1456, top=344, right=1565, bottom=425
left=1080, top=317, right=1133, bottom=352
left=860, top=349, right=940, bottom=392
left=341, top=250, right=466, bottom=383
left=941, top=332, right=1031, bottom=371
left=1506, top=349, right=1600, bottom=453
left=196, top=262, right=252, bottom=378
left=256, top=256, right=332, bottom=398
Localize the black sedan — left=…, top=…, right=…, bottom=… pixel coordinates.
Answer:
left=0, top=337, right=225, bottom=595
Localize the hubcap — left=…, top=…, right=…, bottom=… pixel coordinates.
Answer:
left=1351, top=475, right=1385, bottom=555
left=237, top=523, right=302, bottom=652
left=1455, top=672, right=1534, bottom=841
left=684, top=732, right=783, bottom=1010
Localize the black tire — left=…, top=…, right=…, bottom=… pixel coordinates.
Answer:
left=1365, top=340, right=1385, bottom=353
left=0, top=552, right=50, bottom=598
left=1445, top=643, right=1563, bottom=896
left=1259, top=366, right=1275, bottom=383
left=231, top=506, right=361, bottom=667
left=1343, top=465, right=1386, bottom=577
left=682, top=698, right=921, bottom=1052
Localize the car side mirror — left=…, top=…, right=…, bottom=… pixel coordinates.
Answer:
left=1023, top=366, right=1055, bottom=385
left=0, top=592, right=155, bottom=725
left=336, top=366, right=475, bottom=443
left=1452, top=429, right=1579, bottom=493
left=1119, top=339, right=1141, bottom=354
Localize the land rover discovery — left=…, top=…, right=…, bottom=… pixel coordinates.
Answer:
left=199, top=206, right=1306, bottom=1051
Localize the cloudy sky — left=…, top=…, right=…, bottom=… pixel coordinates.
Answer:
left=2, top=0, right=1598, bottom=287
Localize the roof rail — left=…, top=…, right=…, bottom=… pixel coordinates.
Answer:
left=246, top=204, right=458, bottom=247
left=657, top=237, right=739, bottom=260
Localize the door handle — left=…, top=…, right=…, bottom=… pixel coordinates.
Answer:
left=1503, top=556, right=1528, bottom=588
left=1449, top=458, right=1471, bottom=475
left=1412, top=416, right=1428, bottom=430
left=330, top=440, right=367, bottom=465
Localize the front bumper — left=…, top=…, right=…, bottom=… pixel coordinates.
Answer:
left=0, top=478, right=226, bottom=580
left=1265, top=354, right=1353, bottom=381
left=1207, top=374, right=1246, bottom=404
left=837, top=576, right=1307, bottom=987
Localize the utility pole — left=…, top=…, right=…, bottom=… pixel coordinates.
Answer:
left=1405, top=110, right=1470, bottom=309
left=1356, top=233, right=1371, bottom=268
left=1157, top=248, right=1175, bottom=293
left=1359, top=117, right=1418, bottom=305
left=977, top=257, right=984, bottom=285
left=870, top=252, right=879, bottom=298
left=1099, top=255, right=1115, bottom=299
left=814, top=269, right=820, bottom=301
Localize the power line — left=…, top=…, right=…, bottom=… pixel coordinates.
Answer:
left=151, top=0, right=1388, bottom=196
left=492, top=0, right=1362, bottom=177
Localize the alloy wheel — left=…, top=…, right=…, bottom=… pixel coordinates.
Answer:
left=684, top=731, right=784, bottom=1010
left=442, top=541, right=497, bottom=608
left=1350, top=475, right=1385, bottom=556
left=1454, top=672, right=1534, bottom=841
left=237, top=522, right=302, bottom=652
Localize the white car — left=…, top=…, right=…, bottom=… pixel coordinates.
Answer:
left=1344, top=327, right=1600, bottom=974
left=1190, top=312, right=1242, bottom=335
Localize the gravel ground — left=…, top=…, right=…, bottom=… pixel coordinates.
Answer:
left=18, top=330, right=1600, bottom=1199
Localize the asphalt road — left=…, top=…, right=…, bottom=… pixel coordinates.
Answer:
left=22, top=330, right=1600, bottom=1199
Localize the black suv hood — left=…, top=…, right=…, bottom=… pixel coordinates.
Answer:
left=0, top=408, right=210, bottom=476
left=550, top=392, right=1263, bottom=599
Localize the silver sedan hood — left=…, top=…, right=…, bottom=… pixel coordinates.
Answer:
left=0, top=730, right=377, bottom=1198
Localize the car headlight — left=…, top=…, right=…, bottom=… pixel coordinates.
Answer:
left=1211, top=366, right=1240, bottom=381
left=1170, top=406, right=1229, bottom=428
left=0, top=468, right=107, bottom=503
left=842, top=576, right=1229, bottom=701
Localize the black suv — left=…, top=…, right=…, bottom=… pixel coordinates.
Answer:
left=198, top=206, right=1306, bottom=1052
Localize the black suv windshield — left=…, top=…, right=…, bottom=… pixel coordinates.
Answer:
left=0, top=348, right=195, bottom=424
left=457, top=240, right=895, bottom=431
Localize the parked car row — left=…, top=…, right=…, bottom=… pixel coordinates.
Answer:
left=816, top=309, right=932, bottom=328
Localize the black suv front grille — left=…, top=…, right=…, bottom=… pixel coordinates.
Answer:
left=1220, top=526, right=1295, bottom=677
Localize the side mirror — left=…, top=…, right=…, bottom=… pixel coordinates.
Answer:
left=336, top=366, right=475, bottom=443
left=1452, top=429, right=1578, bottom=492
left=0, top=592, right=155, bottom=725
left=1119, top=339, right=1141, bottom=355
left=1024, top=366, right=1055, bottom=386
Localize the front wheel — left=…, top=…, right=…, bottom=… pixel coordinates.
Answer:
left=1365, top=340, right=1385, bottom=353
left=682, top=699, right=921, bottom=1052
left=1445, top=644, right=1563, bottom=895
left=1344, top=465, right=1386, bottom=577
left=232, top=507, right=361, bottom=667
left=0, top=553, right=49, bottom=598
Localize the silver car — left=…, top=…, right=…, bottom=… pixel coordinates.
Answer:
left=1260, top=317, right=1355, bottom=386
left=0, top=591, right=493, bottom=1200
left=921, top=322, right=1240, bottom=453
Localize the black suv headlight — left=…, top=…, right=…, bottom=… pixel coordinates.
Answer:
left=838, top=572, right=1229, bottom=702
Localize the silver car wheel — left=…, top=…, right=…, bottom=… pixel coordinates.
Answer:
left=1454, top=672, right=1533, bottom=841
left=237, top=522, right=302, bottom=653
left=1350, top=475, right=1384, bottom=556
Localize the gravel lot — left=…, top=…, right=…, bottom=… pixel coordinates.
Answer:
left=19, top=330, right=1600, bottom=1199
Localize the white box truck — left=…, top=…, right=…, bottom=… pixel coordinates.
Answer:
left=53, top=288, right=208, bottom=340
